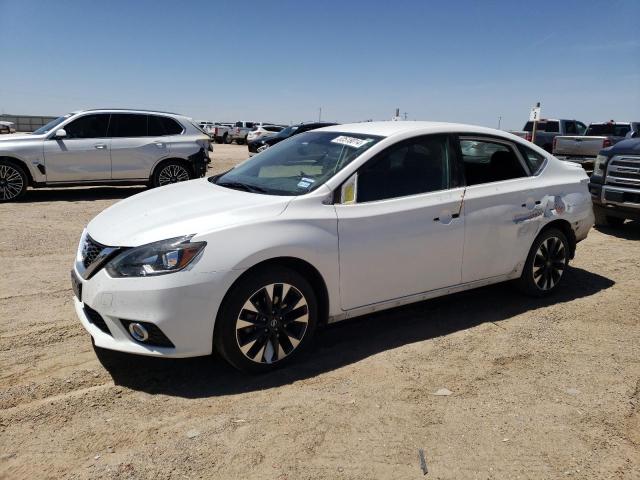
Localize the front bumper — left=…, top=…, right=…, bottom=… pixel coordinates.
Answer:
left=72, top=265, right=242, bottom=358
left=588, top=182, right=640, bottom=220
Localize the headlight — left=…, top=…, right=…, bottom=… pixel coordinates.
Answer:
left=105, top=236, right=206, bottom=277
left=592, top=154, right=608, bottom=178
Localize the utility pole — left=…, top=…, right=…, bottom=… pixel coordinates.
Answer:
left=318, top=107, right=322, bottom=122
left=498, top=116, right=502, bottom=129
left=403, top=112, right=408, bottom=121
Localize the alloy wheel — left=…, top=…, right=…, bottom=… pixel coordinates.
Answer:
left=235, top=283, right=309, bottom=364
left=532, top=236, right=566, bottom=291
left=158, top=164, right=190, bottom=186
left=0, top=165, right=24, bottom=200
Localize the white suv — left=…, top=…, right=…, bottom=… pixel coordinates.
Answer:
left=0, top=109, right=211, bottom=202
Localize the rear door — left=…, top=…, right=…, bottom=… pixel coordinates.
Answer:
left=109, top=114, right=171, bottom=179
left=43, top=113, right=111, bottom=182
left=457, top=136, right=541, bottom=282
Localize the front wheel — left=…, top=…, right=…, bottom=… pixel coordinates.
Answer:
left=594, top=206, right=625, bottom=227
left=214, top=266, right=318, bottom=373
left=0, top=161, right=28, bottom=202
left=152, top=161, right=192, bottom=188
left=517, top=228, right=569, bottom=297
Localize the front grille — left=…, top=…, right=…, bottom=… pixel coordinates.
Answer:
left=78, top=235, right=122, bottom=280
left=82, top=236, right=106, bottom=269
left=606, top=156, right=640, bottom=188
left=84, top=305, right=111, bottom=335
left=120, top=319, right=175, bottom=348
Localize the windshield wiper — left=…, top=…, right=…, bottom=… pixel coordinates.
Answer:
left=215, top=181, right=268, bottom=194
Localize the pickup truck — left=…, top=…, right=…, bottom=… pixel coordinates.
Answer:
left=510, top=119, right=586, bottom=152
left=588, top=138, right=640, bottom=226
left=553, top=122, right=638, bottom=172
left=212, top=123, right=233, bottom=144
left=230, top=121, right=256, bottom=144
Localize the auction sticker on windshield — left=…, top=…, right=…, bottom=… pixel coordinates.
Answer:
left=331, top=136, right=373, bottom=149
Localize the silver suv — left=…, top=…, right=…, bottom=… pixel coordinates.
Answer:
left=0, top=109, right=212, bottom=202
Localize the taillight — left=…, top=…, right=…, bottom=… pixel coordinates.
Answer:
left=603, top=138, right=612, bottom=148
left=525, top=132, right=532, bottom=142
left=552, top=136, right=557, bottom=152
left=214, top=127, right=218, bottom=135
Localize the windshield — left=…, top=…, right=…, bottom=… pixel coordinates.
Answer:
left=211, top=131, right=383, bottom=195
left=586, top=124, right=631, bottom=137
left=32, top=114, right=72, bottom=135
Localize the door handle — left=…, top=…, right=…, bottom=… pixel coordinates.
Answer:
left=433, top=213, right=459, bottom=223
left=94, top=144, right=106, bottom=149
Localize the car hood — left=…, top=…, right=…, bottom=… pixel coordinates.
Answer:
left=87, top=178, right=293, bottom=247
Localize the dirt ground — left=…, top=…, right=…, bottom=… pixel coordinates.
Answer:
left=1, top=144, right=638, bottom=479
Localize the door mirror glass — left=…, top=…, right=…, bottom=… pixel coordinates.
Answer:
left=340, top=173, right=358, bottom=204
left=54, top=128, right=67, bottom=139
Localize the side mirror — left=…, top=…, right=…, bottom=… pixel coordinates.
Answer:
left=339, top=173, right=358, bottom=204
left=54, top=128, right=67, bottom=139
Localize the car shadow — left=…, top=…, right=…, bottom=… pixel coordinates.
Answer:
left=595, top=220, right=640, bottom=241
left=96, top=266, right=614, bottom=398
left=20, top=186, right=147, bottom=202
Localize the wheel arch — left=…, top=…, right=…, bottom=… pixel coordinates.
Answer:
left=214, top=256, right=330, bottom=338
left=0, top=155, right=34, bottom=186
left=149, top=157, right=194, bottom=181
left=539, top=218, right=577, bottom=259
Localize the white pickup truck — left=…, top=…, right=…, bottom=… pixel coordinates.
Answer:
left=553, top=122, right=638, bottom=172
left=230, top=121, right=256, bottom=144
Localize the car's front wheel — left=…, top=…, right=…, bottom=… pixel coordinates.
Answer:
left=517, top=228, right=569, bottom=297
left=214, top=266, right=318, bottom=373
left=0, top=160, right=28, bottom=202
left=152, top=161, right=192, bottom=188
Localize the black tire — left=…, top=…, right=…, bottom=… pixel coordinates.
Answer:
left=215, top=137, right=223, bottom=144
left=151, top=160, right=192, bottom=188
left=236, top=138, right=245, bottom=145
left=0, top=160, right=28, bottom=202
left=594, top=206, right=624, bottom=227
left=517, top=228, right=569, bottom=297
left=214, top=266, right=318, bottom=373
left=223, top=133, right=230, bottom=144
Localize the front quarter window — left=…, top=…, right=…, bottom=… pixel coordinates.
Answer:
left=211, top=131, right=383, bottom=195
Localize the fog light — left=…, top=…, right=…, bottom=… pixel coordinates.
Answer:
left=128, top=322, right=149, bottom=342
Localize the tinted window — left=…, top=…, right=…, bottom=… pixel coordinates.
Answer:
left=544, top=121, right=559, bottom=133
left=524, top=121, right=559, bottom=132
left=246, top=122, right=254, bottom=128
left=460, top=139, right=527, bottom=185
left=518, top=145, right=546, bottom=174
left=148, top=115, right=167, bottom=136
left=586, top=124, right=631, bottom=137
left=109, top=114, right=147, bottom=137
left=357, top=135, right=452, bottom=202
left=565, top=121, right=577, bottom=134
left=265, top=126, right=282, bottom=132
left=576, top=122, right=587, bottom=135
left=63, top=114, right=110, bottom=139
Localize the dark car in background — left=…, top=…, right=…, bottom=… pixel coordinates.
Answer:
left=248, top=121, right=339, bottom=156
left=510, top=119, right=587, bottom=152
left=588, top=138, right=640, bottom=227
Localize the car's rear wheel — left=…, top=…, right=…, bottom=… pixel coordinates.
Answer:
left=152, top=161, right=192, bottom=188
left=0, top=161, right=28, bottom=202
left=214, top=266, right=318, bottom=373
left=517, top=228, right=569, bottom=297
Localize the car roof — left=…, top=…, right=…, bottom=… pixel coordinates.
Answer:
left=73, top=108, right=189, bottom=119
left=316, top=121, right=517, bottom=139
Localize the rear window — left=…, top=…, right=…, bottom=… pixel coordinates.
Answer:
left=586, top=124, right=631, bottom=137
left=523, top=121, right=559, bottom=133
left=518, top=145, right=546, bottom=174
left=265, top=126, right=283, bottom=132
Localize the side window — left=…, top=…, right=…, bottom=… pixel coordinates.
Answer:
left=357, top=135, right=451, bottom=203
left=576, top=122, right=587, bottom=135
left=148, top=115, right=166, bottom=136
left=109, top=114, right=148, bottom=137
left=161, top=117, right=183, bottom=135
left=518, top=145, right=546, bottom=174
left=564, top=121, right=577, bottom=135
left=63, top=114, right=109, bottom=139
left=460, top=138, right=527, bottom=186
left=246, top=122, right=254, bottom=129
left=545, top=121, right=560, bottom=133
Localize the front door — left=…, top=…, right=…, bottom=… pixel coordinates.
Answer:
left=43, top=113, right=111, bottom=182
left=336, top=134, right=465, bottom=311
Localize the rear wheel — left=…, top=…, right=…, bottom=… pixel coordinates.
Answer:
left=214, top=266, right=318, bottom=373
left=517, top=228, right=569, bottom=297
left=152, top=161, right=192, bottom=188
left=0, top=160, right=28, bottom=202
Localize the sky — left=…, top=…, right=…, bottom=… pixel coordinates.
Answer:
left=1, top=0, right=639, bottom=130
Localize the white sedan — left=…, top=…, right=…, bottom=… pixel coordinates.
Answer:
left=72, top=122, right=594, bottom=372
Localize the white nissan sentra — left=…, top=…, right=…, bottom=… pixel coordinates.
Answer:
left=72, top=121, right=594, bottom=372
